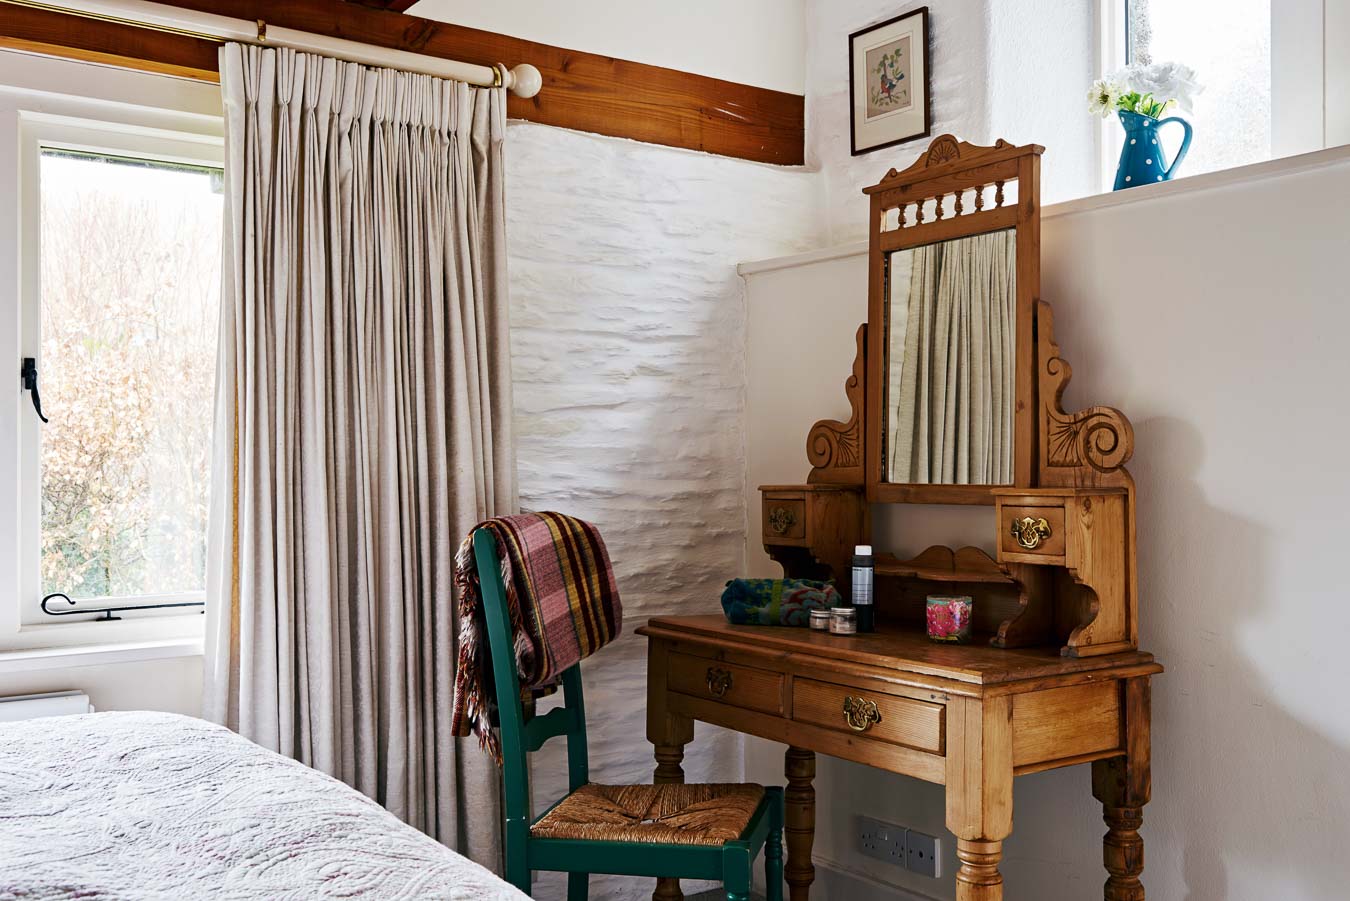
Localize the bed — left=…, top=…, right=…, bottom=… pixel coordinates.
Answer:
left=0, top=711, right=527, bottom=900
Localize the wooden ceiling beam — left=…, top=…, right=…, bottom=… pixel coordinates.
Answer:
left=0, top=0, right=805, bottom=165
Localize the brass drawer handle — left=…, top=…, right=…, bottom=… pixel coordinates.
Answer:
left=767, top=506, right=796, bottom=535
left=706, top=666, right=732, bottom=698
left=843, top=696, right=883, bottom=732
left=1010, top=516, right=1052, bottom=550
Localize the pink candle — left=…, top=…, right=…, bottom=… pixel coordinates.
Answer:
left=926, top=595, right=973, bottom=643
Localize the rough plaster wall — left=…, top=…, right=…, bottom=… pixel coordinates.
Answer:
left=805, top=0, right=1096, bottom=244
left=506, top=120, right=824, bottom=900
left=806, top=0, right=993, bottom=244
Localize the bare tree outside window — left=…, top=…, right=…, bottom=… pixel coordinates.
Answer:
left=1127, top=0, right=1271, bottom=176
left=39, top=152, right=220, bottom=602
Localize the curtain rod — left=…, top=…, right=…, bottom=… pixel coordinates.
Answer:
left=1, top=0, right=544, bottom=97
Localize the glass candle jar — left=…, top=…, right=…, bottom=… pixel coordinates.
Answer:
left=829, top=607, right=858, bottom=635
left=809, top=608, right=832, bottom=631
left=926, top=595, right=973, bottom=643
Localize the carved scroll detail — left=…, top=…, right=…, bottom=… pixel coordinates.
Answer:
left=1037, top=301, right=1135, bottom=488
left=807, top=324, right=866, bottom=485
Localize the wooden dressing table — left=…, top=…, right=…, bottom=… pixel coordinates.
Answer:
left=639, top=137, right=1161, bottom=900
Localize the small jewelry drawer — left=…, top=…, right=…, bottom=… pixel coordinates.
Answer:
left=998, top=500, right=1067, bottom=561
left=791, top=678, right=945, bottom=754
left=666, top=652, right=785, bottom=716
left=761, top=493, right=807, bottom=544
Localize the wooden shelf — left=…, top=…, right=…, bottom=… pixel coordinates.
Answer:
left=874, top=546, right=1015, bottom=585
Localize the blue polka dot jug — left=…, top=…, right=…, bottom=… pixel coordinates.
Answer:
left=1114, top=109, right=1192, bottom=190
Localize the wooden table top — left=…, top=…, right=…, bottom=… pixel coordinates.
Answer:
left=638, top=615, right=1160, bottom=686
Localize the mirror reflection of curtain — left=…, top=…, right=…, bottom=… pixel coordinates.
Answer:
left=889, top=230, right=1016, bottom=484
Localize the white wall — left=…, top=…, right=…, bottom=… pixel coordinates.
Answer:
left=407, top=0, right=807, bottom=93
left=0, top=654, right=202, bottom=716
left=741, top=150, right=1350, bottom=900
left=805, top=0, right=1096, bottom=244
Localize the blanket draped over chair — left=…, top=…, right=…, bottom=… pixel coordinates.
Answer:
left=452, top=512, right=623, bottom=760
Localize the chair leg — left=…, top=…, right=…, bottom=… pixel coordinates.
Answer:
left=723, top=840, right=751, bottom=901
left=765, top=786, right=784, bottom=901
left=568, top=871, right=589, bottom=901
left=504, top=818, right=530, bottom=893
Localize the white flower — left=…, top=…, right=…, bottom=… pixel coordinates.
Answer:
left=1109, top=62, right=1203, bottom=114
left=1087, top=79, right=1123, bottom=118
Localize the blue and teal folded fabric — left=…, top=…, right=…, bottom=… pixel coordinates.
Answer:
left=720, top=578, right=841, bottom=626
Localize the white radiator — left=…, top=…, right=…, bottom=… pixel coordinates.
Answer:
left=0, top=690, right=94, bottom=722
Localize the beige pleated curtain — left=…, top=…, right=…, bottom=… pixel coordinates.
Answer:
left=204, top=43, right=515, bottom=865
left=888, top=230, right=1016, bottom=484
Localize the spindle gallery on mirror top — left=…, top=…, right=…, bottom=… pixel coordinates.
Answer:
left=639, top=135, right=1159, bottom=901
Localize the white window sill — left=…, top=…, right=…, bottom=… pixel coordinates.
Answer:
left=0, top=638, right=203, bottom=674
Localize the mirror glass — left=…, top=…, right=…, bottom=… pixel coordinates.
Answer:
left=883, top=228, right=1016, bottom=485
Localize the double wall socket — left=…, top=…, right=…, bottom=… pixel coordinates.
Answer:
left=857, top=815, right=942, bottom=878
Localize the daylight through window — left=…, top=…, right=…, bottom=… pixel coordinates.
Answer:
left=1126, top=0, right=1271, bottom=177
left=38, top=149, right=221, bottom=605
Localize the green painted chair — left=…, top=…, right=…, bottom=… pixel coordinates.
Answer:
left=472, top=529, right=784, bottom=901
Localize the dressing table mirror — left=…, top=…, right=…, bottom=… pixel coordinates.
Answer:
left=639, top=136, right=1160, bottom=901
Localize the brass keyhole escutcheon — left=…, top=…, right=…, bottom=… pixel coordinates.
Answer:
left=767, top=506, right=796, bottom=535
left=843, top=695, right=883, bottom=732
left=1010, top=516, right=1052, bottom=550
left=706, top=666, right=732, bottom=698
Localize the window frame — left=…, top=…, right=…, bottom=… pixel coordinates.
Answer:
left=0, top=51, right=223, bottom=652
left=1094, top=0, right=1341, bottom=194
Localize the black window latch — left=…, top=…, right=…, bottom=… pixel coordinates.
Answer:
left=21, top=357, right=48, bottom=424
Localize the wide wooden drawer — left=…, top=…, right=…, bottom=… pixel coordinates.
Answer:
left=667, top=652, right=785, bottom=716
left=999, top=502, right=1067, bottom=560
left=792, top=678, right=945, bottom=754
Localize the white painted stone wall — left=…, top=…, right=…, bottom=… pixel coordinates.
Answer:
left=506, top=120, right=823, bottom=900
left=805, top=0, right=1095, bottom=244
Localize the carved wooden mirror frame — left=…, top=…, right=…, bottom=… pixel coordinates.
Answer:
left=804, top=134, right=1136, bottom=498
left=864, top=135, right=1042, bottom=504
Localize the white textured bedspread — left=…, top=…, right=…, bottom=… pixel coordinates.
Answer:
left=0, top=711, right=526, bottom=900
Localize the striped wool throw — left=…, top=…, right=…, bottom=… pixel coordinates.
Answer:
left=451, top=512, right=622, bottom=760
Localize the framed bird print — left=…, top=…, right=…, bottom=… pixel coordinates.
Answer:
left=849, top=8, right=931, bottom=155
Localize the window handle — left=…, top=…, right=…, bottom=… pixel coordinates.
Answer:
left=21, top=358, right=48, bottom=424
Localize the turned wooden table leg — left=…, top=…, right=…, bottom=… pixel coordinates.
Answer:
left=648, top=641, right=695, bottom=901
left=652, top=742, right=687, bottom=901
left=956, top=839, right=1005, bottom=900
left=1093, top=677, right=1152, bottom=901
left=784, top=746, right=816, bottom=901
left=946, top=696, right=1014, bottom=901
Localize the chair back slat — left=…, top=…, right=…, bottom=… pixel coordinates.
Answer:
left=523, top=707, right=575, bottom=752
left=470, top=528, right=591, bottom=820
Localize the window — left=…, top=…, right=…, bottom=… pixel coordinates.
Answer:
left=1098, top=0, right=1344, bottom=192
left=37, top=150, right=221, bottom=611
left=0, top=51, right=225, bottom=650
left=1127, top=0, right=1271, bottom=177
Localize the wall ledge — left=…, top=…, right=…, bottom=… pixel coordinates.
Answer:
left=738, top=143, right=1350, bottom=276
left=0, top=638, right=203, bottom=675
